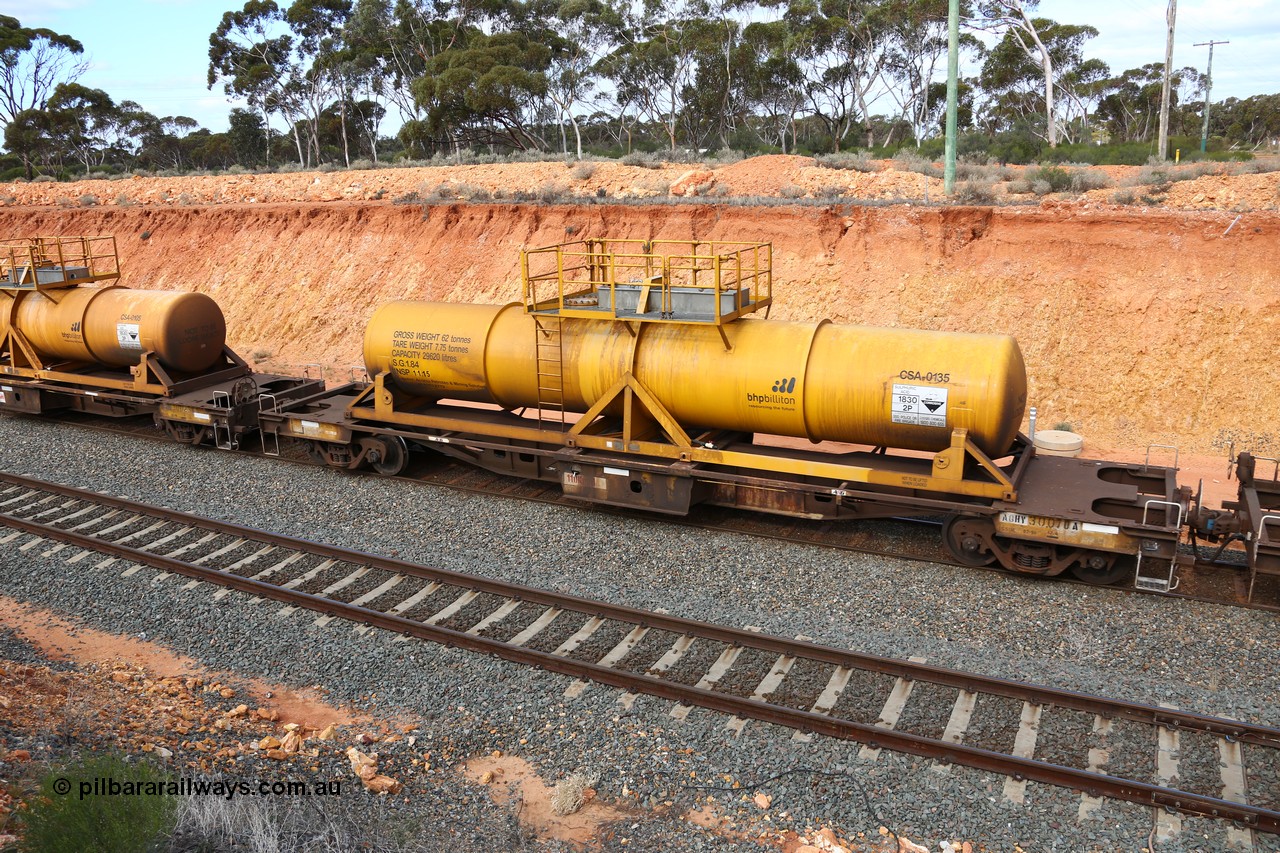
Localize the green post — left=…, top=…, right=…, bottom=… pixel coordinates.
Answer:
left=943, top=0, right=959, bottom=197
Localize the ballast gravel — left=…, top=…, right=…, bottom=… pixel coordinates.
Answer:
left=1, top=416, right=1278, bottom=852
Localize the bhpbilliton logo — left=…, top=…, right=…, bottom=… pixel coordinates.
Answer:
left=747, top=377, right=798, bottom=406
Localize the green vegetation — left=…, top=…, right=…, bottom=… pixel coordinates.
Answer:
left=17, top=753, right=177, bottom=853
left=1, top=2, right=1277, bottom=181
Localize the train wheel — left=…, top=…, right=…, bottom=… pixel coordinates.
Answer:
left=1069, top=552, right=1129, bottom=585
left=942, top=514, right=998, bottom=567
left=364, top=435, right=409, bottom=477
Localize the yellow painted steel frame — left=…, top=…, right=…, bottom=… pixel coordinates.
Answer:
left=1, top=327, right=248, bottom=397
left=350, top=371, right=1018, bottom=501
left=0, top=236, right=120, bottom=290
left=521, top=239, right=773, bottom=329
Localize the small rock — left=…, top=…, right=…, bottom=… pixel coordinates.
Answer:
left=752, top=792, right=772, bottom=809
left=257, top=735, right=281, bottom=750
left=317, top=724, right=337, bottom=741
left=281, top=730, right=303, bottom=754
left=361, top=774, right=402, bottom=795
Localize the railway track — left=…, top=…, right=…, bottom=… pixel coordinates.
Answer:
left=24, top=411, right=1280, bottom=613
left=1, top=470, right=1277, bottom=844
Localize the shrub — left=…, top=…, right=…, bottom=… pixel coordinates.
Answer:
left=1239, top=158, right=1280, bottom=175
left=56, top=196, right=73, bottom=207
left=177, top=192, right=196, bottom=205
left=1006, top=179, right=1033, bottom=194
left=1026, top=165, right=1072, bottom=192
left=711, top=147, right=745, bottom=164
left=17, top=753, right=177, bottom=853
left=1069, top=170, right=1113, bottom=192
left=1031, top=179, right=1052, bottom=196
left=1111, top=189, right=1137, bottom=205
left=954, top=180, right=996, bottom=204
left=348, top=158, right=376, bottom=170
left=621, top=151, right=664, bottom=169
left=815, top=152, right=879, bottom=173
left=114, top=193, right=134, bottom=206
left=33, top=175, right=56, bottom=183
left=275, top=162, right=304, bottom=173
left=892, top=150, right=943, bottom=178
left=224, top=164, right=249, bottom=175
left=538, top=180, right=569, bottom=202
left=570, top=161, right=597, bottom=181
left=779, top=184, right=806, bottom=199
left=78, top=194, right=97, bottom=206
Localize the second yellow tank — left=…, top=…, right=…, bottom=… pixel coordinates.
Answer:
left=364, top=301, right=1028, bottom=457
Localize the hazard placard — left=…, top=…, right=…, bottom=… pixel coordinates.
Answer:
left=891, top=383, right=948, bottom=428
left=116, top=322, right=141, bottom=350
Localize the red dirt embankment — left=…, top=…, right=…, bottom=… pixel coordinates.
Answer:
left=1, top=199, right=1275, bottom=458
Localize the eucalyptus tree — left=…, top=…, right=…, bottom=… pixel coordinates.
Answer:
left=208, top=1, right=295, bottom=163
left=0, top=16, right=88, bottom=128
left=973, top=0, right=1099, bottom=147
left=1095, top=63, right=1200, bottom=143
left=883, top=0, right=978, bottom=146
left=736, top=19, right=807, bottom=152
left=414, top=1, right=559, bottom=153
left=286, top=0, right=355, bottom=165
left=599, top=0, right=717, bottom=151
left=545, top=0, right=621, bottom=157
left=777, top=0, right=895, bottom=151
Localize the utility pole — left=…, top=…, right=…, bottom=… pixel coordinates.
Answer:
left=1194, top=39, right=1229, bottom=153
left=943, top=0, right=959, bottom=196
left=1157, top=0, right=1176, bottom=161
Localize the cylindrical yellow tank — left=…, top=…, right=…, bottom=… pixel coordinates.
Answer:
left=364, top=301, right=1028, bottom=456
left=1, top=286, right=226, bottom=373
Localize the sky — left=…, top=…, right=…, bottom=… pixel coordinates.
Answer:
left=1, top=0, right=1276, bottom=134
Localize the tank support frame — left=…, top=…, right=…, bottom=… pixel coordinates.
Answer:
left=349, top=370, right=1021, bottom=502
left=1, top=334, right=250, bottom=397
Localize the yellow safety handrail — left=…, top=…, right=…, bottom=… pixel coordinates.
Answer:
left=0, top=235, right=120, bottom=288
left=521, top=238, right=772, bottom=325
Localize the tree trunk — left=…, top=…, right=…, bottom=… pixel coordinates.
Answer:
left=1017, top=7, right=1057, bottom=147
left=571, top=114, right=583, bottom=160
left=340, top=99, right=351, bottom=167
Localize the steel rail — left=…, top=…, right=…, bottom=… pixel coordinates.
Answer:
left=1, top=499, right=1277, bottom=833
left=2, top=469, right=1278, bottom=752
